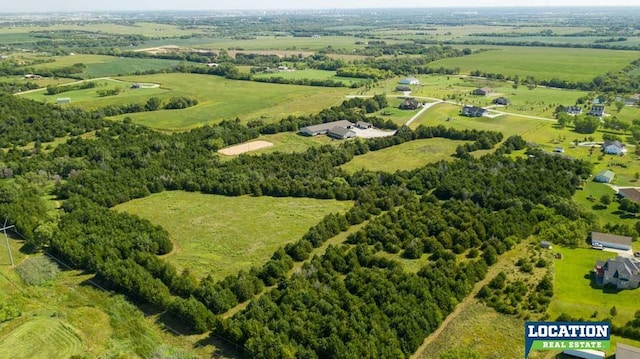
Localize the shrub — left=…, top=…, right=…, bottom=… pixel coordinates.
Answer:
left=15, top=256, right=60, bottom=285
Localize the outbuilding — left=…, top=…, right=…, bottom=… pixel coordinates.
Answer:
left=590, top=231, right=632, bottom=251
left=540, top=241, right=552, bottom=249
left=398, top=77, right=419, bottom=85
left=593, top=170, right=615, bottom=183
left=299, top=120, right=354, bottom=136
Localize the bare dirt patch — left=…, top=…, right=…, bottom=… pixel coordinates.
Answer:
left=218, top=140, right=274, bottom=155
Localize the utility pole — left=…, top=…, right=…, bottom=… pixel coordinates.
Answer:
left=1, top=218, right=15, bottom=266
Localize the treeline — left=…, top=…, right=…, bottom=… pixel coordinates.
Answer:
left=93, top=96, right=198, bottom=117
left=46, top=81, right=96, bottom=95
left=0, top=81, right=39, bottom=94
left=252, top=76, right=361, bottom=88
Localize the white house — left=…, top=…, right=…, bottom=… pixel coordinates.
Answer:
left=398, top=77, right=419, bottom=85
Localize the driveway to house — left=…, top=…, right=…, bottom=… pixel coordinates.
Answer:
left=603, top=247, right=635, bottom=258
left=404, top=101, right=443, bottom=127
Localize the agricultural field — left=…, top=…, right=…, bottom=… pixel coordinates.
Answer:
left=429, top=47, right=640, bottom=82
left=104, top=73, right=352, bottom=130
left=113, top=191, right=353, bottom=279
left=341, top=138, right=466, bottom=173
left=0, top=22, right=203, bottom=38
left=27, top=54, right=183, bottom=79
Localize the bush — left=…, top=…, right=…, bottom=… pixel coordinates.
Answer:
left=15, top=256, right=60, bottom=285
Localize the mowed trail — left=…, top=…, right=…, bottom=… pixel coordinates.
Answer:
left=411, top=239, right=530, bottom=359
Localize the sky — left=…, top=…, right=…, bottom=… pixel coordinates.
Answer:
left=1, top=0, right=639, bottom=13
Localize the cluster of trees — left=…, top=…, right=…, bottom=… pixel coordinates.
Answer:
left=252, top=76, right=360, bottom=88
left=0, top=81, right=39, bottom=94
left=96, top=87, right=123, bottom=97
left=45, top=82, right=96, bottom=95
left=477, top=270, right=553, bottom=317
left=336, top=65, right=393, bottom=80
left=612, top=311, right=640, bottom=341
left=33, top=63, right=86, bottom=79
left=92, top=96, right=198, bottom=117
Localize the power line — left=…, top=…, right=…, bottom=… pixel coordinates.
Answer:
left=1, top=217, right=15, bottom=266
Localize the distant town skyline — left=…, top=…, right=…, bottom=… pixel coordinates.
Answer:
left=1, top=0, right=640, bottom=13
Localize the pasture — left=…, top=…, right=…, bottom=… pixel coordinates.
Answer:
left=341, top=138, right=466, bottom=173
left=107, top=73, right=351, bottom=130
left=428, top=47, right=639, bottom=82
left=113, top=191, right=353, bottom=279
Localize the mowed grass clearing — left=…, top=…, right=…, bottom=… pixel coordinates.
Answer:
left=341, top=138, right=466, bottom=173
left=0, top=317, right=83, bottom=359
left=114, top=191, right=353, bottom=279
left=104, top=73, right=351, bottom=129
left=429, top=47, right=639, bottom=82
left=549, top=247, right=640, bottom=326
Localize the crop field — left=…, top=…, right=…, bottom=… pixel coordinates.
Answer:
left=0, top=22, right=202, bottom=38
left=341, top=138, right=466, bottom=173
left=19, top=79, right=167, bottom=106
left=252, top=69, right=362, bottom=86
left=28, top=55, right=182, bottom=79
left=174, top=35, right=370, bottom=51
left=113, top=191, right=353, bottom=279
left=549, top=247, right=640, bottom=326
left=106, top=73, right=351, bottom=129
left=428, top=47, right=639, bottom=82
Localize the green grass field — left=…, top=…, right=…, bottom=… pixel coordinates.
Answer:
left=0, top=22, right=201, bottom=38
left=28, top=55, right=182, bottom=79
left=106, top=73, right=351, bottom=129
left=223, top=132, right=336, bottom=157
left=0, top=318, right=83, bottom=359
left=429, top=47, right=639, bottom=82
left=549, top=247, right=639, bottom=326
left=113, top=191, right=353, bottom=280
left=19, top=79, right=168, bottom=106
left=341, top=138, right=465, bottom=173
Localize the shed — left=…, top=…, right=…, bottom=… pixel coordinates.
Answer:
left=594, top=170, right=615, bottom=183
left=616, top=343, right=640, bottom=359
left=56, top=98, right=71, bottom=104
left=472, top=87, right=492, bottom=96
left=398, top=77, right=419, bottom=85
left=327, top=127, right=356, bottom=140
left=590, top=231, right=632, bottom=251
left=540, top=241, right=552, bottom=249
left=356, top=121, right=373, bottom=129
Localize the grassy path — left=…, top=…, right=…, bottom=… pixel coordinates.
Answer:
left=411, top=239, right=531, bottom=359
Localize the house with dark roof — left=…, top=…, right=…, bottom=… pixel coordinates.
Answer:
left=395, top=85, right=412, bottom=92
left=472, top=87, right=492, bottom=96
left=299, top=120, right=354, bottom=136
left=618, top=188, right=640, bottom=203
left=588, top=104, right=605, bottom=117
left=603, top=140, right=626, bottom=155
left=594, top=256, right=640, bottom=289
left=461, top=105, right=488, bottom=117
left=590, top=231, right=632, bottom=251
left=398, top=77, right=419, bottom=85
left=563, top=106, right=583, bottom=115
left=594, top=170, right=615, bottom=183
left=399, top=98, right=420, bottom=110
left=493, top=97, right=511, bottom=105
left=327, top=127, right=356, bottom=140
left=616, top=343, right=640, bottom=359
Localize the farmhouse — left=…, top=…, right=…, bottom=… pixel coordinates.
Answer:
left=56, top=98, right=71, bottom=104
left=593, top=170, right=615, bottom=183
left=299, top=120, right=354, bottom=136
left=398, top=77, right=419, bottom=85
left=399, top=98, right=420, bottom=110
left=356, top=121, right=373, bottom=129
left=472, top=87, right=492, bottom=96
left=588, top=104, right=605, bottom=117
left=618, top=188, right=640, bottom=203
left=590, top=231, right=632, bottom=251
left=461, top=105, right=488, bottom=117
left=594, top=256, right=640, bottom=289
left=603, top=140, right=626, bottom=155
left=327, top=127, right=356, bottom=140
left=493, top=97, right=511, bottom=105
left=616, top=343, right=640, bottom=359
left=564, top=106, right=583, bottom=115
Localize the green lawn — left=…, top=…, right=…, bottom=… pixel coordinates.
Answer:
left=113, top=191, right=353, bottom=280
left=549, top=247, right=640, bottom=326
left=429, top=47, right=639, bottom=83
left=341, top=138, right=465, bottom=173
left=105, top=73, right=351, bottom=130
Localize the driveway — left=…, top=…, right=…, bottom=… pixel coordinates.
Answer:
left=602, top=247, right=634, bottom=258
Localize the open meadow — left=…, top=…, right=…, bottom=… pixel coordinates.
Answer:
left=113, top=191, right=353, bottom=280
left=341, top=138, right=466, bottom=173
left=428, top=47, right=639, bottom=82
left=106, top=73, right=352, bottom=129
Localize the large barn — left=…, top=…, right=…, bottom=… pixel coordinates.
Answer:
left=590, top=231, right=632, bottom=251
left=299, top=120, right=354, bottom=136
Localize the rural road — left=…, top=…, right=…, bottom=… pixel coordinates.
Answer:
left=405, top=101, right=443, bottom=127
